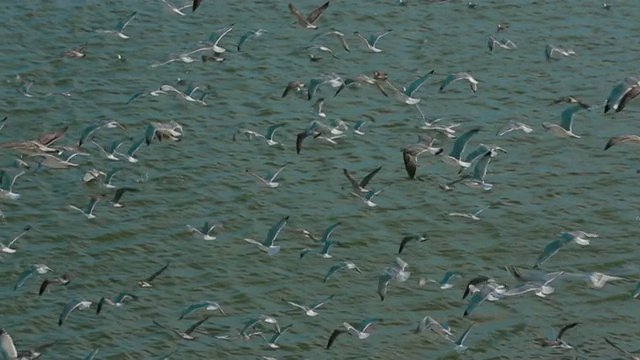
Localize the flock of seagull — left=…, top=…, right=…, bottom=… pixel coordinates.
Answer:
left=2, top=0, right=640, bottom=359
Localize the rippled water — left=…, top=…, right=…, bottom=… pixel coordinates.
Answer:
left=1, top=0, right=640, bottom=359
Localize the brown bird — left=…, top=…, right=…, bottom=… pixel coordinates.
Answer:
left=326, top=328, right=349, bottom=349
left=616, top=85, right=640, bottom=113
left=549, top=96, right=590, bottom=109
left=282, top=81, right=305, bottom=98
left=604, top=135, right=640, bottom=151
left=39, top=272, right=71, bottom=296
left=37, top=126, right=69, bottom=146
left=288, top=1, right=330, bottom=29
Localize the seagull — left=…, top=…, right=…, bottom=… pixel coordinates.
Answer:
left=288, top=1, right=329, bottom=29
left=235, top=123, right=286, bottom=146
left=162, top=0, right=190, bottom=15
left=103, top=167, right=122, bottom=189
left=261, top=324, right=293, bottom=349
left=282, top=294, right=333, bottom=316
left=378, top=258, right=410, bottom=300
left=496, top=121, right=533, bottom=136
left=37, top=126, right=69, bottom=146
left=282, top=81, right=305, bottom=98
left=295, top=121, right=322, bottom=154
left=459, top=144, right=506, bottom=173
left=144, top=121, right=183, bottom=145
left=614, top=85, right=640, bottom=113
left=207, top=24, right=234, bottom=54
left=312, top=30, right=350, bottom=52
left=352, top=188, right=384, bottom=207
left=1, top=225, right=31, bottom=254
left=385, top=70, right=435, bottom=105
left=248, top=164, right=287, bottom=188
left=39, top=272, right=71, bottom=296
left=109, top=187, right=139, bottom=208
left=442, top=127, right=481, bottom=168
left=449, top=208, right=487, bottom=221
left=398, top=234, right=427, bottom=254
left=419, top=271, right=461, bottom=289
left=240, top=315, right=281, bottom=338
left=354, top=29, right=393, bottom=52
left=604, top=337, right=640, bottom=360
left=236, top=29, right=267, bottom=51
left=334, top=74, right=388, bottom=98
left=605, top=77, right=640, bottom=113
left=92, top=137, right=131, bottom=160
left=307, top=75, right=343, bottom=100
left=537, top=322, right=579, bottom=349
left=534, top=232, right=575, bottom=268
left=69, top=194, right=104, bottom=219
left=179, top=302, right=226, bottom=319
left=60, top=43, right=87, bottom=58
left=549, top=96, right=590, bottom=108
left=343, top=319, right=381, bottom=339
left=0, top=329, right=55, bottom=360
left=488, top=37, right=516, bottom=51
left=308, top=44, right=340, bottom=59
left=138, top=262, right=170, bottom=288
left=187, top=220, right=223, bottom=240
left=0, top=167, right=26, bottom=200
left=300, top=239, right=339, bottom=259
left=545, top=44, right=575, bottom=61
left=604, top=135, right=640, bottom=150
left=324, top=261, right=362, bottom=282
left=561, top=230, right=598, bottom=246
left=462, top=275, right=490, bottom=299
left=312, top=97, right=327, bottom=118
left=14, top=264, right=53, bottom=290
left=97, top=292, right=138, bottom=315
left=439, top=72, right=479, bottom=93
left=343, top=166, right=382, bottom=193
left=562, top=271, right=624, bottom=289
left=414, top=316, right=452, bottom=338
left=542, top=104, right=588, bottom=138
left=244, top=216, right=289, bottom=255
left=282, top=227, right=319, bottom=241
left=453, top=323, right=475, bottom=352
left=77, top=120, right=126, bottom=148
left=402, top=136, right=444, bottom=179
left=116, top=137, right=145, bottom=163
left=98, top=11, right=137, bottom=39
left=153, top=317, right=210, bottom=340
left=353, top=115, right=374, bottom=135
left=59, top=297, right=92, bottom=326
left=463, top=281, right=506, bottom=316
left=464, top=151, right=496, bottom=191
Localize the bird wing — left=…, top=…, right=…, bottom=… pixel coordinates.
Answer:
left=371, top=29, right=392, bottom=46
left=471, top=151, right=492, bottom=182
left=402, top=150, right=418, bottom=179
left=306, top=1, right=330, bottom=24
left=112, top=187, right=139, bottom=204
left=378, top=274, right=393, bottom=301
left=449, top=127, right=481, bottom=159
left=343, top=169, right=362, bottom=191
left=359, top=166, right=382, bottom=188
left=59, top=299, right=83, bottom=326
left=616, top=85, right=640, bottom=113
left=145, top=262, right=170, bottom=282
left=264, top=216, right=289, bottom=246
left=185, top=317, right=210, bottom=335
left=326, top=329, right=348, bottom=349
left=604, top=337, right=637, bottom=359
left=324, top=263, right=344, bottom=282
left=288, top=3, right=311, bottom=27
left=14, top=267, right=36, bottom=290
left=0, top=329, right=18, bottom=358
left=310, top=294, right=334, bottom=310
left=462, top=276, right=489, bottom=299
left=534, top=239, right=566, bottom=268
left=269, top=165, right=287, bottom=182
left=192, top=0, right=202, bottom=12
left=455, top=323, right=475, bottom=346
left=405, top=70, right=435, bottom=97
left=320, top=222, right=342, bottom=243
left=556, top=322, right=579, bottom=341
left=604, top=135, right=640, bottom=150
left=360, top=318, right=381, bottom=332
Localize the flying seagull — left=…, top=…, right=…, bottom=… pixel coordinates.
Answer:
left=138, top=262, right=170, bottom=288
left=604, top=337, right=640, bottom=360
left=68, top=194, right=105, bottom=219
left=97, top=292, right=138, bottom=315
left=537, top=322, right=579, bottom=349
left=402, top=136, right=444, bottom=179
left=354, top=29, right=393, bottom=53
left=110, top=187, right=139, bottom=208
left=281, top=294, right=334, bottom=316
left=1, top=225, right=31, bottom=254
left=14, top=264, right=53, bottom=291
left=59, top=297, right=92, bottom=326
left=323, top=261, right=362, bottom=282
left=187, top=220, right=223, bottom=240
left=442, top=127, right=481, bottom=168
left=39, top=272, right=71, bottom=296
left=179, top=302, right=226, bottom=319
left=288, top=1, right=330, bottom=29
left=440, top=72, right=479, bottom=93
left=244, top=216, right=289, bottom=255
left=545, top=44, right=575, bottom=61
left=605, top=77, right=640, bottom=113
left=398, top=234, right=427, bottom=254
left=248, top=164, right=287, bottom=188
left=153, top=317, right=210, bottom=340
left=542, top=104, right=588, bottom=138
left=343, top=166, right=382, bottom=193
left=604, top=135, right=640, bottom=150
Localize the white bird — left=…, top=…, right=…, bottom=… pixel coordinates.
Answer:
left=354, top=29, right=393, bottom=53
left=186, top=220, right=223, bottom=240
left=162, top=0, right=190, bottom=15
left=97, top=11, right=137, bottom=39
left=14, top=264, right=52, bottom=290
left=179, top=301, right=226, bottom=319
left=153, top=317, right=210, bottom=340
left=440, top=72, right=479, bottom=93
left=488, top=37, right=517, bottom=51
left=261, top=324, right=293, bottom=349
left=385, top=70, right=435, bottom=105
left=542, top=104, right=588, bottom=138
left=281, top=294, right=333, bottom=317
left=448, top=207, right=486, bottom=220
left=343, top=319, right=381, bottom=339
left=69, top=194, right=105, bottom=219
left=562, top=230, right=598, bottom=246
left=237, top=29, right=267, bottom=51
left=442, top=127, right=481, bottom=168
left=118, top=137, right=146, bottom=163
left=352, top=188, right=384, bottom=207
left=1, top=225, right=31, bottom=254
left=545, top=44, right=575, bottom=61
left=343, top=166, right=382, bottom=193
left=312, top=30, right=350, bottom=52
left=453, top=323, right=475, bottom=353
left=248, top=164, right=287, bottom=188
left=313, top=98, right=326, bottom=118
left=235, top=123, right=286, bottom=146
left=244, top=216, right=289, bottom=256
left=414, top=316, right=453, bottom=339
left=497, top=121, right=533, bottom=136
left=0, top=167, right=26, bottom=200
left=59, top=298, right=92, bottom=326
left=323, top=261, right=362, bottom=282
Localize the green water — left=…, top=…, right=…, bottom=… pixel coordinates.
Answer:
left=0, top=1, right=639, bottom=359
